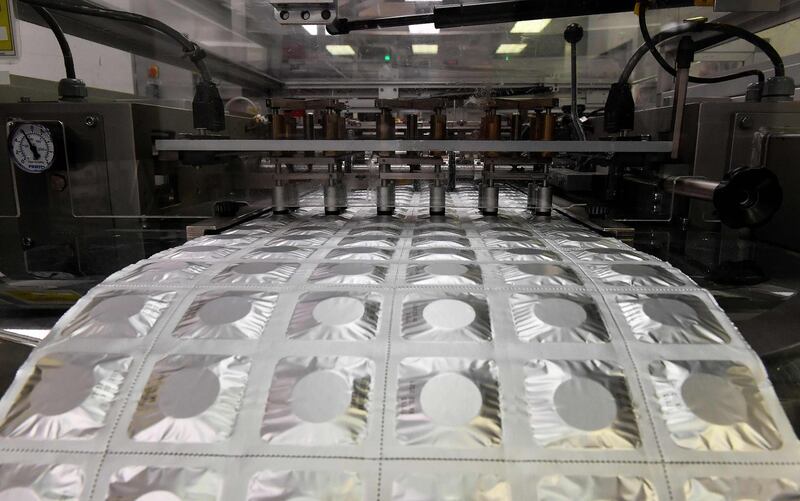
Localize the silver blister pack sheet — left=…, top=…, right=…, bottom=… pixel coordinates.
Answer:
left=1, top=195, right=798, bottom=500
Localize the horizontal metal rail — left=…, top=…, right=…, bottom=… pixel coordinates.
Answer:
left=156, top=139, right=673, bottom=154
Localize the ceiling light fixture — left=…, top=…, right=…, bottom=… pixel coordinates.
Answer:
left=496, top=43, right=527, bottom=54
left=326, top=44, right=356, bottom=56
left=510, top=19, right=552, bottom=33
left=412, top=44, right=439, bottom=54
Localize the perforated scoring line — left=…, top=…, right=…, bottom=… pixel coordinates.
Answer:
left=375, top=223, right=410, bottom=500
left=85, top=283, right=202, bottom=499
left=565, top=250, right=677, bottom=501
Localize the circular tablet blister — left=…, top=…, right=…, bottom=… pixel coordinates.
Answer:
left=261, top=246, right=300, bottom=253
left=313, top=297, right=365, bottom=326
left=681, top=373, right=748, bottom=425
left=642, top=298, right=696, bottom=326
left=534, top=298, right=587, bottom=328
left=91, top=295, right=146, bottom=323
left=135, top=491, right=182, bottom=501
left=158, top=368, right=220, bottom=418
left=420, top=373, right=483, bottom=426
left=290, top=370, right=351, bottom=423
left=423, top=300, right=476, bottom=330
left=553, top=378, right=617, bottom=431
left=30, top=363, right=95, bottom=416
left=424, top=263, right=468, bottom=276
left=0, top=487, right=41, bottom=501
left=329, top=263, right=373, bottom=276
left=198, top=296, right=252, bottom=325
left=231, top=262, right=279, bottom=275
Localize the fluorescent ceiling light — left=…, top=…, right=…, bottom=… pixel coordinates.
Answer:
left=510, top=19, right=552, bottom=33
left=496, top=43, right=527, bottom=54
left=412, top=44, right=439, bottom=54
left=409, top=23, right=439, bottom=34
left=326, top=44, right=356, bottom=56
left=303, top=24, right=318, bottom=35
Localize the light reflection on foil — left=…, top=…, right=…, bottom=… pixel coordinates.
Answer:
left=173, top=291, right=277, bottom=340
left=287, top=292, right=382, bottom=341
left=510, top=293, right=608, bottom=343
left=616, top=294, right=730, bottom=344
left=247, top=470, right=364, bottom=501
left=0, top=463, right=84, bottom=500
left=57, top=290, right=175, bottom=339
left=536, top=475, right=657, bottom=500
left=401, top=293, right=492, bottom=342
left=0, top=353, right=131, bottom=440
left=524, top=360, right=640, bottom=449
left=262, top=356, right=374, bottom=446
left=129, top=354, right=250, bottom=443
left=392, top=473, right=511, bottom=500
left=106, top=466, right=221, bottom=500
left=649, top=360, right=781, bottom=451
left=684, top=477, right=800, bottom=500
left=396, top=357, right=502, bottom=448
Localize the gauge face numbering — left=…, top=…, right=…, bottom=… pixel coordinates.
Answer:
left=9, top=122, right=56, bottom=173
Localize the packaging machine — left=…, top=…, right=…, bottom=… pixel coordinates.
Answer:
left=1, top=0, right=800, bottom=499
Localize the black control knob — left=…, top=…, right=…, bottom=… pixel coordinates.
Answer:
left=564, top=23, right=584, bottom=44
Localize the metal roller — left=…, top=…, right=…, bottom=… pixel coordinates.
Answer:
left=535, top=185, right=553, bottom=216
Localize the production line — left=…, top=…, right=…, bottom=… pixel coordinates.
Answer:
left=0, top=0, right=800, bottom=499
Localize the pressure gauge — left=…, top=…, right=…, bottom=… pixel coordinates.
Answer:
left=8, top=122, right=57, bottom=173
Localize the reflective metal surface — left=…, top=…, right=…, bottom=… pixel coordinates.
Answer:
left=0, top=191, right=798, bottom=499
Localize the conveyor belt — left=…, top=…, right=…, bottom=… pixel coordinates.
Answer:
left=0, top=187, right=798, bottom=500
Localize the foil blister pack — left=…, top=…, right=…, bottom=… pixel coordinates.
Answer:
left=0, top=198, right=798, bottom=500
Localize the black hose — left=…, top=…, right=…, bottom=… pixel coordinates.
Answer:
left=32, top=5, right=76, bottom=80
left=638, top=1, right=783, bottom=83
left=20, top=0, right=213, bottom=83
left=620, top=22, right=765, bottom=85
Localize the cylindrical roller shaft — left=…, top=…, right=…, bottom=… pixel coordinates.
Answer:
left=511, top=113, right=522, bottom=140
left=531, top=112, right=544, bottom=140
left=536, top=185, right=553, bottom=216
left=663, top=176, right=718, bottom=201
left=481, top=185, right=499, bottom=215
left=303, top=113, right=315, bottom=140
left=406, top=114, right=419, bottom=139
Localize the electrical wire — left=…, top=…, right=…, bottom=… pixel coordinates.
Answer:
left=32, top=5, right=76, bottom=80
left=637, top=1, right=783, bottom=85
left=19, top=0, right=213, bottom=83
left=620, top=22, right=765, bottom=84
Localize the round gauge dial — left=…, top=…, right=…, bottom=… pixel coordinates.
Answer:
left=9, top=123, right=56, bottom=173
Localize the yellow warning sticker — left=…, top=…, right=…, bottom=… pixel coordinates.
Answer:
left=0, top=0, right=16, bottom=55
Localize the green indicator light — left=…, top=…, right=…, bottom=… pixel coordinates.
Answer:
left=384, top=54, right=391, bottom=61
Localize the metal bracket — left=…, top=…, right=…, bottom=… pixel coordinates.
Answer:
left=270, top=0, right=337, bottom=25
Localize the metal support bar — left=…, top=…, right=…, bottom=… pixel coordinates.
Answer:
left=156, top=139, right=673, bottom=154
